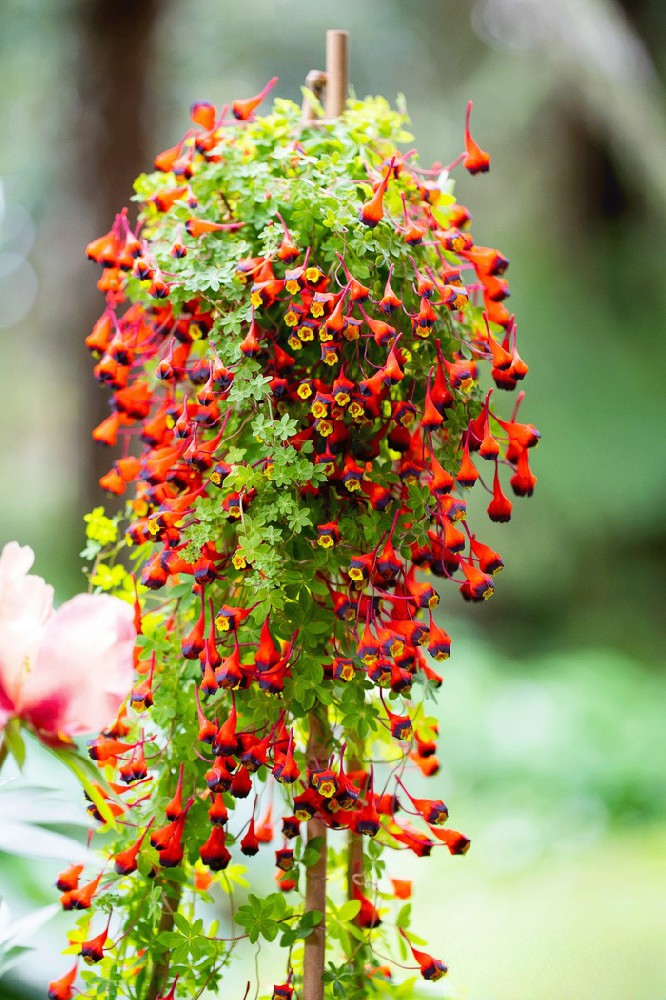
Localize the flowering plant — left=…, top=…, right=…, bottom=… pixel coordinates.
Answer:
left=50, top=83, right=538, bottom=1000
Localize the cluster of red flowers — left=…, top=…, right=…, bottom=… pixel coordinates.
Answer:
left=49, top=85, right=539, bottom=1000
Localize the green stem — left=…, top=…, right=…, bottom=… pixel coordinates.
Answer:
left=0, top=737, right=8, bottom=772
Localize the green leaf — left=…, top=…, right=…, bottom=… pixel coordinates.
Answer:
left=337, top=899, right=361, bottom=922
left=2, top=718, right=26, bottom=769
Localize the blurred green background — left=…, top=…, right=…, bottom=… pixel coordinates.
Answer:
left=1, top=1, right=665, bottom=998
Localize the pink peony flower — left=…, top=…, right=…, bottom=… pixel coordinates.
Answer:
left=0, top=541, right=136, bottom=741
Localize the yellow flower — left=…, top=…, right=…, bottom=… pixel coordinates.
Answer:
left=84, top=506, right=118, bottom=546
left=91, top=562, right=127, bottom=592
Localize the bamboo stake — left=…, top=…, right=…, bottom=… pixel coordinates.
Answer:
left=302, top=30, right=349, bottom=1000
left=325, top=30, right=349, bottom=119
left=303, top=712, right=330, bottom=1000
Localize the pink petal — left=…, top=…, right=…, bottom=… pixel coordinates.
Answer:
left=0, top=542, right=54, bottom=713
left=27, top=593, right=136, bottom=737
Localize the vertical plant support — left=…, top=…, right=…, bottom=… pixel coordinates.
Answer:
left=303, top=31, right=349, bottom=1000
left=325, top=30, right=349, bottom=119
left=303, top=712, right=330, bottom=1000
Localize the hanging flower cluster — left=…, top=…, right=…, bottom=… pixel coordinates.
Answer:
left=51, top=88, right=538, bottom=1000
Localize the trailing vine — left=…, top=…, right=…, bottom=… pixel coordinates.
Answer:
left=48, top=85, right=539, bottom=1000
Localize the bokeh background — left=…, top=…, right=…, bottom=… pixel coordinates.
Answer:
left=1, top=1, right=665, bottom=998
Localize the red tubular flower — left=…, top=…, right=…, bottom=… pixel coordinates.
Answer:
left=63, top=871, right=103, bottom=910
left=191, top=100, right=216, bottom=129
left=195, top=691, right=218, bottom=746
left=396, top=778, right=448, bottom=826
left=215, top=604, right=253, bottom=632
left=411, top=752, right=441, bottom=777
left=456, top=438, right=480, bottom=488
left=358, top=159, right=394, bottom=227
left=86, top=228, right=120, bottom=267
left=240, top=816, right=260, bottom=856
left=353, top=885, right=382, bottom=928
left=430, top=826, right=471, bottom=855
left=377, top=271, right=401, bottom=314
left=463, top=100, right=490, bottom=175
left=459, top=560, right=495, bottom=601
left=254, top=615, right=280, bottom=672
left=390, top=822, right=433, bottom=857
left=208, top=792, right=229, bottom=826
left=200, top=825, right=232, bottom=870
left=184, top=218, right=244, bottom=237
left=87, top=735, right=136, bottom=762
left=206, top=756, right=234, bottom=793
left=400, top=929, right=448, bottom=981
left=421, top=390, right=444, bottom=432
left=510, top=449, right=537, bottom=497
left=469, top=536, right=503, bottom=575
left=385, top=708, right=413, bottom=742
left=80, top=914, right=112, bottom=964
left=426, top=615, right=451, bottom=661
left=213, top=701, right=239, bottom=756
left=216, top=640, right=244, bottom=690
left=232, top=76, right=278, bottom=120
left=275, top=847, right=295, bottom=871
left=310, top=765, right=337, bottom=799
left=230, top=765, right=253, bottom=799
left=255, top=804, right=274, bottom=843
left=276, top=870, right=297, bottom=892
left=156, top=978, right=179, bottom=1000
left=114, top=823, right=152, bottom=876
left=48, top=964, right=78, bottom=1000
left=405, top=569, right=439, bottom=610
left=56, top=864, right=83, bottom=893
left=273, top=730, right=300, bottom=784
left=487, top=465, right=513, bottom=522
left=390, top=878, right=412, bottom=900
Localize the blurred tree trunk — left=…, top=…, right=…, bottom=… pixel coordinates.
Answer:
left=71, top=0, right=162, bottom=513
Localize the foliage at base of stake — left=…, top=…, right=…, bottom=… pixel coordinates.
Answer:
left=56, top=87, right=539, bottom=1000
